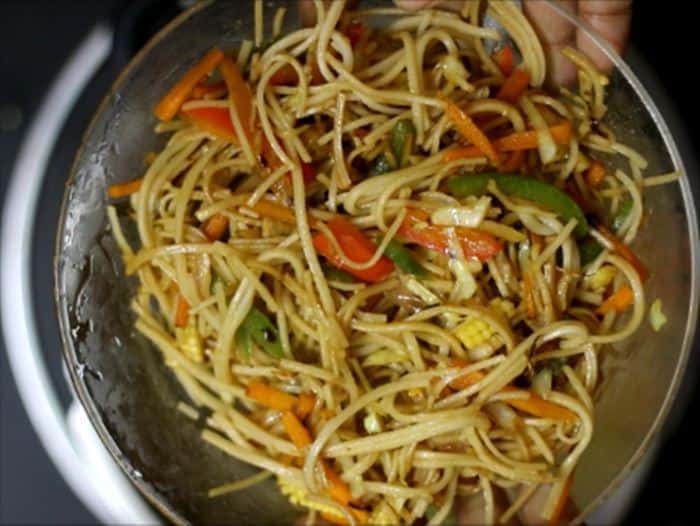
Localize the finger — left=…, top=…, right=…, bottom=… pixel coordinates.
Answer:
left=576, top=0, right=632, bottom=74
left=523, top=0, right=578, bottom=86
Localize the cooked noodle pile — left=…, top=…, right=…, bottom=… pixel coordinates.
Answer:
left=107, top=1, right=679, bottom=524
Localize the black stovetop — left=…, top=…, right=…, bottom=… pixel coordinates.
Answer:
left=1, top=1, right=699, bottom=524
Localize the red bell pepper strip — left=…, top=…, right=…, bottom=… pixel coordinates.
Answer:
left=398, top=208, right=502, bottom=261
left=312, top=216, right=394, bottom=283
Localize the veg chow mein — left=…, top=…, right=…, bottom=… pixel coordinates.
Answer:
left=106, top=1, right=679, bottom=524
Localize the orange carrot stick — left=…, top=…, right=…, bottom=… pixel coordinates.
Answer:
left=245, top=382, right=298, bottom=411
left=202, top=213, right=229, bottom=241
left=154, top=48, right=224, bottom=122
left=219, top=56, right=254, bottom=144
left=492, top=44, right=514, bottom=76
left=442, top=122, right=572, bottom=163
left=596, top=285, right=634, bottom=315
left=107, top=178, right=142, bottom=199
left=585, top=160, right=606, bottom=188
left=445, top=100, right=500, bottom=166
left=446, top=360, right=577, bottom=421
left=597, top=225, right=649, bottom=282
left=322, top=461, right=352, bottom=505
left=496, top=68, right=531, bottom=103
left=295, top=392, right=316, bottom=419
left=522, top=271, right=537, bottom=319
left=175, top=296, right=189, bottom=328
left=281, top=411, right=313, bottom=450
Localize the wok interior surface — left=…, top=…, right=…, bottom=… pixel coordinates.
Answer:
left=55, top=1, right=698, bottom=523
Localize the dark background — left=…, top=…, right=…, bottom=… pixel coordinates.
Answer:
left=0, top=1, right=698, bottom=524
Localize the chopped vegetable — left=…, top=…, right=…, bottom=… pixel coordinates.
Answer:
left=180, top=106, right=238, bottom=144
left=281, top=411, right=313, bottom=449
left=430, top=196, right=491, bottom=228
left=219, top=56, right=254, bottom=144
left=447, top=360, right=577, bottom=421
left=403, top=276, right=440, bottom=305
left=596, top=285, right=634, bottom=315
left=384, top=240, right=426, bottom=277
left=448, top=173, right=589, bottom=238
left=202, top=213, right=229, bottom=241
left=449, top=257, right=478, bottom=301
left=496, top=68, right=530, bottom=103
left=489, top=298, right=515, bottom=319
left=175, top=318, right=204, bottom=363
left=442, top=122, right=572, bottom=163
left=522, top=270, right=537, bottom=319
left=492, top=44, right=514, bottom=76
left=278, top=478, right=367, bottom=525
left=295, top=392, right=316, bottom=419
left=585, top=160, right=606, bottom=188
left=398, top=208, right=503, bottom=261
left=585, top=265, right=617, bottom=290
left=175, top=296, right=189, bottom=328
left=154, top=47, right=225, bottom=121
left=248, top=198, right=309, bottom=227
left=369, top=153, right=393, bottom=176
left=107, top=178, right=142, bottom=199
left=501, top=150, right=525, bottom=172
left=531, top=367, right=552, bottom=398
left=322, top=263, right=356, bottom=283
left=390, top=119, right=416, bottom=168
left=611, top=198, right=633, bottom=233
left=579, top=237, right=603, bottom=265
left=363, top=410, right=383, bottom=434
left=322, top=461, right=353, bottom=505
left=444, top=100, right=500, bottom=166
left=649, top=298, right=667, bottom=331
left=236, top=307, right=284, bottom=358
left=245, top=381, right=297, bottom=411
left=313, top=216, right=395, bottom=283
left=596, top=225, right=649, bottom=281
left=519, top=95, right=557, bottom=164
left=454, top=317, right=495, bottom=350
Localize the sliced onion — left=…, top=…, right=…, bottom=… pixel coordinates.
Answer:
left=532, top=368, right=553, bottom=398
left=486, top=402, right=519, bottom=430
left=431, top=196, right=491, bottom=228
left=519, top=95, right=557, bottom=164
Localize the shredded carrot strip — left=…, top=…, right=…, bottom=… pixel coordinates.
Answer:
left=501, top=150, right=525, bottom=172
left=597, top=226, right=649, bottom=282
left=549, top=474, right=574, bottom=526
left=295, top=392, right=316, bottom=419
left=322, top=461, right=352, bottom=505
left=447, top=359, right=576, bottom=421
left=174, top=296, right=189, bottom=328
left=245, top=382, right=297, bottom=411
left=248, top=199, right=308, bottom=227
left=281, top=411, right=313, bottom=450
left=496, top=68, right=530, bottom=103
left=219, top=56, right=254, bottom=143
left=107, top=178, right=142, bottom=199
left=154, top=48, right=224, bottom=122
left=596, top=285, right=634, bottom=315
left=492, top=44, right=514, bottom=76
left=585, top=160, right=606, bottom=188
left=442, top=122, right=572, bottom=163
left=202, top=213, right=228, bottom=241
left=445, top=100, right=500, bottom=166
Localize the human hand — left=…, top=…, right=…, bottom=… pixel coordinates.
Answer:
left=396, top=0, right=632, bottom=86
